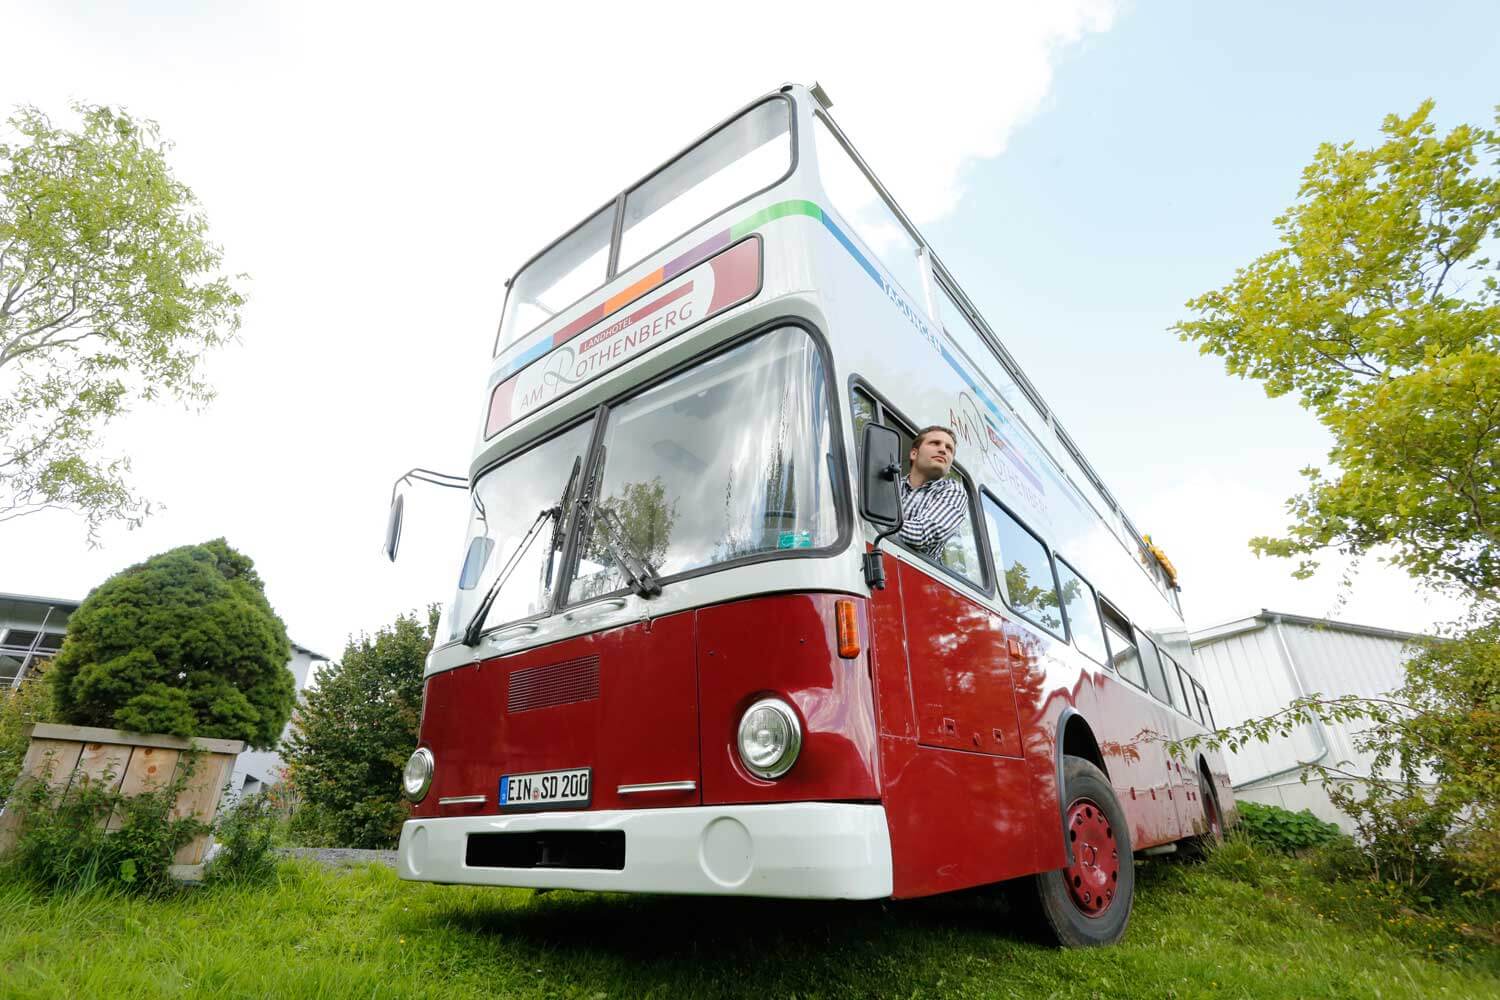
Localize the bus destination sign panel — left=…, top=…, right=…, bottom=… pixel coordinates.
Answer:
left=486, top=237, right=762, bottom=437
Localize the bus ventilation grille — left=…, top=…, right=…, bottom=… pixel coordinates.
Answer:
left=507, top=655, right=601, bottom=714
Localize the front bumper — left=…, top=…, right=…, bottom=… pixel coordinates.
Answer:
left=397, top=802, right=893, bottom=899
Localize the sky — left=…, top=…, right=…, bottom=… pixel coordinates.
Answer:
left=1, top=0, right=1495, bottom=659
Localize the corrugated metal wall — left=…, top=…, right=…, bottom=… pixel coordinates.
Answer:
left=1192, top=616, right=1427, bottom=832
left=1193, top=623, right=1322, bottom=787
left=1279, top=621, right=1419, bottom=777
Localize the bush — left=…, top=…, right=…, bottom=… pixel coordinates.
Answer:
left=1237, top=801, right=1345, bottom=854
left=206, top=790, right=279, bottom=885
left=0, top=660, right=56, bottom=803
left=281, top=608, right=435, bottom=849
left=49, top=538, right=294, bottom=748
left=0, top=753, right=205, bottom=895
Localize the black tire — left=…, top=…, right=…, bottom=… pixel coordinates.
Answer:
left=1027, top=755, right=1134, bottom=947
left=1197, top=765, right=1225, bottom=845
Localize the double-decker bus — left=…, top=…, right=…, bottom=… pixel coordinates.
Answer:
left=387, top=83, right=1236, bottom=947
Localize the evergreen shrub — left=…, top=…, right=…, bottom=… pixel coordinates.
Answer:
left=49, top=539, right=293, bottom=748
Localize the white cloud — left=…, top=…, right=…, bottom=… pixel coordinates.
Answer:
left=0, top=1, right=1121, bottom=655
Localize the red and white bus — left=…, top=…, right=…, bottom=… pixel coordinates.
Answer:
left=387, top=83, right=1235, bottom=947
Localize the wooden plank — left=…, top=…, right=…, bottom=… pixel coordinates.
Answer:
left=105, top=746, right=181, bottom=833
left=18, top=738, right=84, bottom=790
left=71, top=741, right=131, bottom=795
left=171, top=751, right=234, bottom=865
left=0, top=738, right=84, bottom=854
left=28, top=722, right=245, bottom=756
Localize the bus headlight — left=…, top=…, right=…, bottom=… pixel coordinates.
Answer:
left=402, top=748, right=434, bottom=801
left=737, top=698, right=802, bottom=779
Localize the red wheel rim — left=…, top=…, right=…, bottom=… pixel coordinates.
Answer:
left=1064, top=797, right=1119, bottom=916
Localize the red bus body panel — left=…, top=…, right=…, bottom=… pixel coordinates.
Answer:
left=696, top=593, right=879, bottom=804
left=411, top=584, right=1201, bottom=897
left=412, top=611, right=701, bottom=819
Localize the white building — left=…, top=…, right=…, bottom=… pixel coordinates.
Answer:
left=1190, top=609, right=1429, bottom=831
left=0, top=592, right=77, bottom=690
left=1, top=590, right=325, bottom=800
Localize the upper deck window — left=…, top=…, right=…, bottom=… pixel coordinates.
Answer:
left=495, top=98, right=793, bottom=358
left=618, top=99, right=792, bottom=274
left=496, top=204, right=614, bottom=353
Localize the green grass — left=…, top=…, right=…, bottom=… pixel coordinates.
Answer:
left=0, top=848, right=1495, bottom=999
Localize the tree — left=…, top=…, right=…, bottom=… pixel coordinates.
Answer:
left=0, top=102, right=244, bottom=541
left=281, top=608, right=436, bottom=849
left=1171, top=102, right=1500, bottom=896
left=48, top=539, right=293, bottom=748
left=1173, top=102, right=1499, bottom=607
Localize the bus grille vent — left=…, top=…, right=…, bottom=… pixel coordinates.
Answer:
left=507, top=655, right=600, bottom=714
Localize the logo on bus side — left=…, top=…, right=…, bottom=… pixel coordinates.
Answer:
left=486, top=238, right=761, bottom=436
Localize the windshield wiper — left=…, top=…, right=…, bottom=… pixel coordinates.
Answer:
left=462, top=506, right=556, bottom=647
left=589, top=503, right=663, bottom=598
left=545, top=456, right=582, bottom=591
left=463, top=454, right=585, bottom=647
left=578, top=446, right=662, bottom=598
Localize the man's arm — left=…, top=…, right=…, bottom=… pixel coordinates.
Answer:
left=899, top=479, right=967, bottom=554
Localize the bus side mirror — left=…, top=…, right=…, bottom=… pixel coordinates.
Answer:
left=384, top=493, right=405, bottom=563
left=860, top=423, right=904, bottom=527
left=859, top=423, right=904, bottom=590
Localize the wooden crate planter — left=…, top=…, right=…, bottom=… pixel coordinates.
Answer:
left=0, top=723, right=245, bottom=880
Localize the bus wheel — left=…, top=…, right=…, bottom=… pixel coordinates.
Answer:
left=1198, top=767, right=1224, bottom=845
left=1029, top=756, right=1134, bottom=947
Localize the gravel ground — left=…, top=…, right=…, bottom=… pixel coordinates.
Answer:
left=274, top=848, right=398, bottom=870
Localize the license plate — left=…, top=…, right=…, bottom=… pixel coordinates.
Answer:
left=498, top=767, right=591, bottom=810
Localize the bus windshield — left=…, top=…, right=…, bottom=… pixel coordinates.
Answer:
left=495, top=97, right=792, bottom=356
left=445, top=419, right=595, bottom=643
left=569, top=327, right=838, bottom=602
left=452, top=327, right=839, bottom=641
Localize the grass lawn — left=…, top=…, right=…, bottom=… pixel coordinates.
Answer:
left=0, top=850, right=1495, bottom=999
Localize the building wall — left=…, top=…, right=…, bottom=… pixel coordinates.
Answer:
left=1193, top=621, right=1322, bottom=787
left=0, top=595, right=76, bottom=688
left=1192, top=613, right=1424, bottom=833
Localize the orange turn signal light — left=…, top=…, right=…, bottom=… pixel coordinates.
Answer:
left=835, top=599, right=860, bottom=659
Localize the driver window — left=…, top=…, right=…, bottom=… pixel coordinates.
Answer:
left=851, top=386, right=982, bottom=586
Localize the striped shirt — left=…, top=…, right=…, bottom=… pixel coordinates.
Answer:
left=899, top=476, right=967, bottom=556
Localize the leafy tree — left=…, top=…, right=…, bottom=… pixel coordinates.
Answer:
left=1171, top=102, right=1500, bottom=897
left=0, top=102, right=244, bottom=541
left=1173, top=102, right=1499, bottom=606
left=48, top=539, right=293, bottom=747
left=281, top=608, right=436, bottom=849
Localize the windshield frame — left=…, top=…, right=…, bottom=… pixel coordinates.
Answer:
left=460, top=319, right=851, bottom=641
left=493, top=92, right=799, bottom=359
left=558, top=319, right=851, bottom=608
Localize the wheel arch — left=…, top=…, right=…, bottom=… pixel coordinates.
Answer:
left=1055, top=709, right=1109, bottom=865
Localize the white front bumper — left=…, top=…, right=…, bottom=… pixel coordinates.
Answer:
left=397, top=802, right=893, bottom=899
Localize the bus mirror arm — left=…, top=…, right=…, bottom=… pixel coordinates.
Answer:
left=385, top=467, right=468, bottom=562
left=858, top=424, right=906, bottom=589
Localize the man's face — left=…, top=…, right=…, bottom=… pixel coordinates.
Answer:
left=910, top=431, right=955, bottom=482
